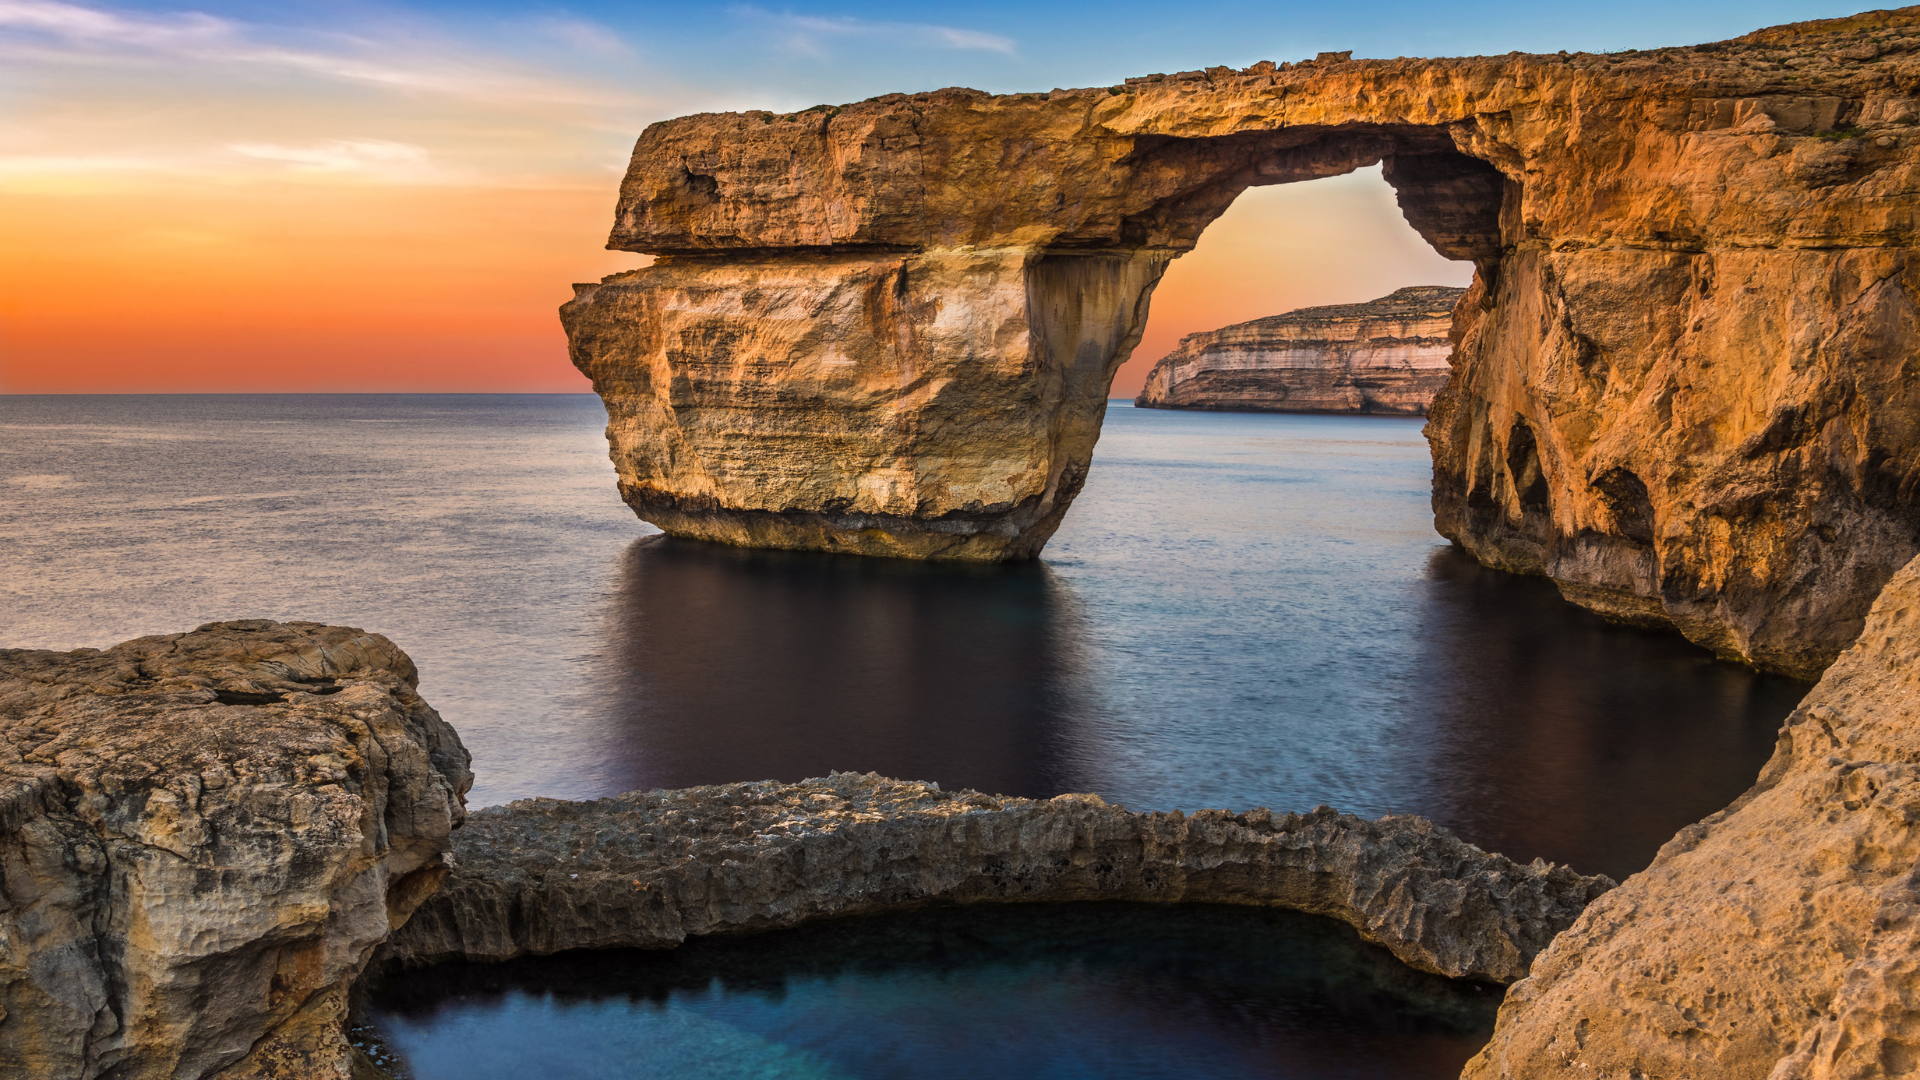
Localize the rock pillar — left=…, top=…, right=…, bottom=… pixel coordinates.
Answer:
left=565, top=247, right=1168, bottom=560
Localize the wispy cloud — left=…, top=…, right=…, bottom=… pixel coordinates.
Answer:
left=0, top=0, right=226, bottom=49
left=0, top=0, right=689, bottom=192
left=529, top=16, right=634, bottom=58
left=732, top=6, right=1017, bottom=58
left=0, top=0, right=646, bottom=107
left=0, top=141, right=473, bottom=189
left=228, top=139, right=446, bottom=179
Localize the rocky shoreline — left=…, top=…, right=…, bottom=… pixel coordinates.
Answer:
left=1465, top=548, right=1920, bottom=1079
left=8, top=542, right=1920, bottom=1079
left=0, top=622, right=1614, bottom=1078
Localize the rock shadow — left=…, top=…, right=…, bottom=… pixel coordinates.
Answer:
left=1405, top=546, right=1809, bottom=881
left=584, top=535, right=1101, bottom=797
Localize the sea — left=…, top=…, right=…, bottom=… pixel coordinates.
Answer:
left=0, top=394, right=1808, bottom=1079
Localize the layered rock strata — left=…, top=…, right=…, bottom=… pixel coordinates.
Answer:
left=573, top=7, right=1920, bottom=674
left=1135, top=285, right=1464, bottom=413
left=1467, top=548, right=1920, bottom=1079
left=383, top=773, right=1613, bottom=985
left=0, top=621, right=471, bottom=1080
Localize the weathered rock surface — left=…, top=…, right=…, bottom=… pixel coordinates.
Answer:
left=384, top=772, right=1612, bottom=985
left=1135, top=285, right=1464, bottom=414
left=573, top=6, right=1920, bottom=673
left=567, top=250, right=1161, bottom=559
left=1466, top=548, right=1920, bottom=1079
left=0, top=621, right=471, bottom=1080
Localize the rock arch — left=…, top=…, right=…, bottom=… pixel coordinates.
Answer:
left=565, top=10, right=1920, bottom=677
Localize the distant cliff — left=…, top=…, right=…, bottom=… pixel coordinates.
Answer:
left=1134, top=286, right=1465, bottom=414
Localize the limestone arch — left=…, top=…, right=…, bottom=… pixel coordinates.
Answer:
left=568, top=35, right=1920, bottom=676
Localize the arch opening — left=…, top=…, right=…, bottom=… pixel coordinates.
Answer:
left=1114, top=159, right=1484, bottom=407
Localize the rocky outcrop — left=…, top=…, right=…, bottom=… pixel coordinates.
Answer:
left=384, top=773, right=1612, bottom=985
left=571, top=7, right=1920, bottom=674
left=1466, top=547, right=1920, bottom=1079
left=567, top=250, right=1162, bottom=559
left=1135, top=285, right=1464, bottom=413
left=0, top=621, right=471, bottom=1080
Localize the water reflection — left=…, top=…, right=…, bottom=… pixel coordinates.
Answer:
left=1405, top=547, right=1804, bottom=879
left=370, top=903, right=1499, bottom=1080
left=590, top=536, right=1102, bottom=800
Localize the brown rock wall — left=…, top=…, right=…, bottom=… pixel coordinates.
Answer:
left=0, top=622, right=470, bottom=1080
left=383, top=773, right=1612, bottom=986
left=1136, top=285, right=1465, bottom=414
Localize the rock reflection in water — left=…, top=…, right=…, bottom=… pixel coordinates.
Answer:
left=587, top=410, right=1807, bottom=883
left=590, top=536, right=1101, bottom=800
left=1406, top=547, right=1809, bottom=880
left=369, top=903, right=1499, bottom=1080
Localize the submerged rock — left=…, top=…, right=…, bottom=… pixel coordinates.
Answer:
left=383, top=774, right=1613, bottom=985
left=1467, top=547, right=1920, bottom=1079
left=571, top=6, right=1920, bottom=674
left=1135, top=286, right=1465, bottom=414
left=0, top=621, right=470, bottom=1080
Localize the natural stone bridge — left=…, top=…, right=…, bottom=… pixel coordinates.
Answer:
left=565, top=11, right=1920, bottom=678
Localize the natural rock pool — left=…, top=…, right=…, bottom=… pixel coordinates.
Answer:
left=367, top=904, right=1501, bottom=1080
left=0, top=394, right=1808, bottom=1074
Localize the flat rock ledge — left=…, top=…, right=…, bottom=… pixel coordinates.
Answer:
left=0, top=621, right=471, bottom=1080
left=383, top=773, right=1614, bottom=985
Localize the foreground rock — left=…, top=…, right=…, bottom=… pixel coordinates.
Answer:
left=384, top=773, right=1612, bottom=984
left=0, top=621, right=470, bottom=1080
left=1135, top=286, right=1464, bottom=414
left=573, top=7, right=1920, bottom=673
left=1467, top=548, right=1920, bottom=1078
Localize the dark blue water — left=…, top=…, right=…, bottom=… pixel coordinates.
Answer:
left=367, top=904, right=1500, bottom=1080
left=1, top=393, right=1807, bottom=1079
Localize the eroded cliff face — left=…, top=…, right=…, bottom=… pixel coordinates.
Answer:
left=566, top=249, right=1165, bottom=559
left=1135, top=285, right=1464, bottom=413
left=0, top=621, right=470, bottom=1080
left=1466, top=547, right=1920, bottom=1079
left=384, top=772, right=1612, bottom=985
left=573, top=6, right=1920, bottom=674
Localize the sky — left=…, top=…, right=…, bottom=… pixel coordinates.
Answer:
left=0, top=0, right=1874, bottom=395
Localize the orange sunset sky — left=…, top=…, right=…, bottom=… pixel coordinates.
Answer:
left=0, top=0, right=1854, bottom=397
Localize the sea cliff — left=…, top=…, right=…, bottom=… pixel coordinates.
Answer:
left=1135, top=286, right=1464, bottom=414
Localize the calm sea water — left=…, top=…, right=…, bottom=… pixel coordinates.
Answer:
left=1, top=393, right=1807, bottom=1079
